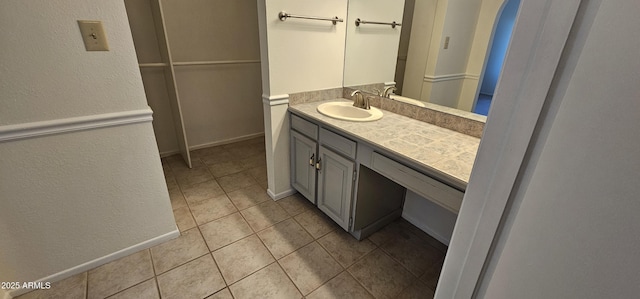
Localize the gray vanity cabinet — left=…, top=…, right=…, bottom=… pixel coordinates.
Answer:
left=290, top=113, right=357, bottom=231
left=290, top=130, right=317, bottom=203
left=316, top=145, right=355, bottom=230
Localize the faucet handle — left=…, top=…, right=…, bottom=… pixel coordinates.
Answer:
left=383, top=86, right=397, bottom=98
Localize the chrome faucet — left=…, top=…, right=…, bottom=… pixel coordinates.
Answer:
left=383, top=86, right=397, bottom=98
left=351, top=90, right=370, bottom=110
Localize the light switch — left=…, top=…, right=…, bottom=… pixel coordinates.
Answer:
left=77, top=20, right=109, bottom=51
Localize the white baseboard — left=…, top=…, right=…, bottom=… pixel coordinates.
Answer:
left=189, top=132, right=265, bottom=151
left=6, top=229, right=179, bottom=299
left=267, top=188, right=297, bottom=200
left=402, top=214, right=451, bottom=246
left=158, top=132, right=266, bottom=158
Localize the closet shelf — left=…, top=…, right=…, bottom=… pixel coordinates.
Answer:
left=172, top=59, right=260, bottom=67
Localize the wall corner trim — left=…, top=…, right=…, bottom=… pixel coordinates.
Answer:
left=6, top=229, right=179, bottom=299
left=0, top=109, right=154, bottom=143
left=262, top=94, right=290, bottom=106
left=267, top=188, right=297, bottom=200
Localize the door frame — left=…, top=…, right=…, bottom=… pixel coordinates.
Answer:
left=435, top=0, right=583, bottom=298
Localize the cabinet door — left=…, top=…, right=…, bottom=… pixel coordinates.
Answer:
left=290, top=130, right=317, bottom=204
left=317, top=146, right=355, bottom=231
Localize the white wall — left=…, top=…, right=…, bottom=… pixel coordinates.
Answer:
left=343, top=0, right=405, bottom=87
left=476, top=1, right=640, bottom=297
left=402, top=190, right=457, bottom=245
left=258, top=0, right=348, bottom=198
left=263, top=0, right=348, bottom=95
left=0, top=0, right=177, bottom=296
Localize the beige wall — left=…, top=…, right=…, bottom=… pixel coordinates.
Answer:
left=0, top=1, right=177, bottom=297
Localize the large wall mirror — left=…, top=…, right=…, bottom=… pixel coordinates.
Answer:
left=343, top=0, right=521, bottom=117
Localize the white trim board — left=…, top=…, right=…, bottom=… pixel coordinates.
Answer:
left=424, top=73, right=480, bottom=83
left=435, top=0, right=583, bottom=298
left=5, top=229, right=179, bottom=299
left=267, top=188, right=297, bottom=201
left=0, top=109, right=153, bottom=143
left=261, top=94, right=290, bottom=106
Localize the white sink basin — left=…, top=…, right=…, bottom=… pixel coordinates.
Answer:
left=390, top=95, right=426, bottom=107
left=317, top=102, right=383, bottom=122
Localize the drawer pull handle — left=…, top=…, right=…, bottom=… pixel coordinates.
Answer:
left=309, top=153, right=315, bottom=166
left=316, top=158, right=322, bottom=171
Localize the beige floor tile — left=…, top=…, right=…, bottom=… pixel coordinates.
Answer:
left=165, top=175, right=179, bottom=193
left=169, top=189, right=187, bottom=211
left=172, top=206, right=196, bottom=232
left=240, top=200, right=290, bottom=232
left=238, top=152, right=267, bottom=168
left=212, top=235, right=275, bottom=284
left=277, top=193, right=314, bottom=216
left=106, top=279, right=159, bottom=299
left=181, top=180, right=225, bottom=203
left=348, top=249, right=414, bottom=299
left=174, top=167, right=214, bottom=188
left=246, top=165, right=267, bottom=181
left=150, top=228, right=209, bottom=274
left=217, top=171, right=257, bottom=193
left=398, top=220, right=448, bottom=254
left=157, top=254, right=225, bottom=299
left=188, top=194, right=238, bottom=225
left=191, top=146, right=228, bottom=159
left=257, top=218, right=314, bottom=259
left=380, top=230, right=444, bottom=276
left=167, top=155, right=206, bottom=171
left=420, top=257, right=445, bottom=291
left=229, top=263, right=302, bottom=299
left=367, top=220, right=404, bottom=246
left=205, top=288, right=233, bottom=299
left=294, top=209, right=338, bottom=239
left=396, top=281, right=435, bottom=299
left=200, top=212, right=253, bottom=251
left=208, top=160, right=247, bottom=178
left=227, top=184, right=271, bottom=210
left=201, top=150, right=236, bottom=166
left=278, top=242, right=343, bottom=295
left=87, top=250, right=155, bottom=299
left=318, top=230, right=377, bottom=268
left=16, top=272, right=86, bottom=299
left=306, top=271, right=373, bottom=299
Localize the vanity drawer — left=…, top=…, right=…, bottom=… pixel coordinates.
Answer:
left=320, top=128, right=357, bottom=159
left=291, top=114, right=318, bottom=140
left=371, top=152, right=463, bottom=213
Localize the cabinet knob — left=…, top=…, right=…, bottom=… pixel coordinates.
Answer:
left=316, top=158, right=321, bottom=171
left=309, top=153, right=315, bottom=166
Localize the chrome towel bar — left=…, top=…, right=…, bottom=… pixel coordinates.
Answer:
left=278, top=11, right=343, bottom=25
left=355, top=18, right=401, bottom=28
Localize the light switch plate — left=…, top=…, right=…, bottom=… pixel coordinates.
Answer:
left=77, top=20, right=109, bottom=51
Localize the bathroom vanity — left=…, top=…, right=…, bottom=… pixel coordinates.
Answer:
left=289, top=99, right=480, bottom=240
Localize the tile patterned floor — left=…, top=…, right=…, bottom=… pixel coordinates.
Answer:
left=17, top=137, right=446, bottom=299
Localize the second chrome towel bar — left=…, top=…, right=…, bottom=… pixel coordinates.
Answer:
left=278, top=11, right=343, bottom=25
left=355, top=18, right=402, bottom=28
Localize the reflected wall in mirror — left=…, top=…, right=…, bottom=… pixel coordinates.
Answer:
left=343, top=0, right=521, bottom=117
left=343, top=0, right=405, bottom=91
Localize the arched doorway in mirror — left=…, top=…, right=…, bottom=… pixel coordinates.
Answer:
left=473, top=0, right=521, bottom=115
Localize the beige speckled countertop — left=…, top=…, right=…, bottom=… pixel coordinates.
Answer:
left=289, top=99, right=480, bottom=189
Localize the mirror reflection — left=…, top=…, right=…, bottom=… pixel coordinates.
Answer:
left=343, top=0, right=521, bottom=117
